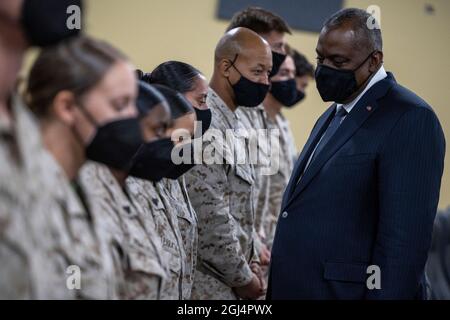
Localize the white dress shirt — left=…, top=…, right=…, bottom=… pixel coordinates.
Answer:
left=298, top=65, right=388, bottom=183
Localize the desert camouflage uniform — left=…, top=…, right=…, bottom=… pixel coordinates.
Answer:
left=185, top=88, right=257, bottom=300
left=264, top=112, right=297, bottom=248
left=79, top=162, right=166, bottom=299
left=160, top=176, right=198, bottom=300
left=127, top=177, right=185, bottom=300
left=41, top=153, right=115, bottom=299
left=0, top=97, right=112, bottom=299
left=0, top=97, right=49, bottom=299
left=236, top=105, right=272, bottom=252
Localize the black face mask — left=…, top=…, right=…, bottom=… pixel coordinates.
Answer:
left=315, top=52, right=375, bottom=104
left=21, top=0, right=83, bottom=47
left=194, top=108, right=212, bottom=136
left=227, top=55, right=270, bottom=107
left=163, top=108, right=212, bottom=179
left=137, top=107, right=212, bottom=181
left=130, top=137, right=199, bottom=181
left=270, top=79, right=305, bottom=107
left=288, top=91, right=305, bottom=108
left=85, top=118, right=143, bottom=171
left=164, top=143, right=196, bottom=179
left=129, top=138, right=177, bottom=182
left=269, top=51, right=287, bottom=78
left=74, top=103, right=143, bottom=171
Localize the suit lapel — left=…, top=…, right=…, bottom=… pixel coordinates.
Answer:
left=282, top=74, right=396, bottom=211
left=281, top=105, right=335, bottom=209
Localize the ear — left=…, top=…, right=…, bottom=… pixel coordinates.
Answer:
left=218, top=58, right=232, bottom=78
left=52, top=90, right=77, bottom=126
left=369, top=51, right=384, bottom=73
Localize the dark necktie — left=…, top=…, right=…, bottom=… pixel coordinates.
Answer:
left=297, top=106, right=348, bottom=184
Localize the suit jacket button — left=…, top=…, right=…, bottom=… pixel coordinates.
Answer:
left=282, top=211, right=288, bottom=218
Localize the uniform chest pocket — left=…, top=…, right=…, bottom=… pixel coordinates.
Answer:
left=127, top=248, right=166, bottom=279
left=151, top=207, right=182, bottom=262
left=234, top=164, right=254, bottom=185
left=58, top=198, right=97, bottom=246
left=331, top=153, right=375, bottom=166
left=171, top=200, right=195, bottom=225
left=148, top=193, right=165, bottom=211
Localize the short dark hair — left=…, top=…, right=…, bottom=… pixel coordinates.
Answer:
left=226, top=6, right=292, bottom=35
left=150, top=84, right=193, bottom=120
left=136, top=81, right=165, bottom=118
left=146, top=61, right=202, bottom=94
left=323, top=8, right=382, bottom=52
left=291, top=48, right=314, bottom=78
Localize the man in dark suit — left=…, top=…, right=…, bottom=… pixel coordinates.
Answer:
left=268, top=8, right=446, bottom=300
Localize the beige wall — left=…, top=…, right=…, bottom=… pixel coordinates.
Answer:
left=81, top=0, right=450, bottom=208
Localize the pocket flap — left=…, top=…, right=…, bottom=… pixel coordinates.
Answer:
left=323, top=262, right=368, bottom=283
left=235, top=164, right=254, bottom=185
left=128, top=250, right=167, bottom=279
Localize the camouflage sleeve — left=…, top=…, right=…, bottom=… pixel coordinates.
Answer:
left=252, top=229, right=262, bottom=264
left=264, top=175, right=285, bottom=249
left=0, top=209, right=32, bottom=299
left=185, top=163, right=253, bottom=288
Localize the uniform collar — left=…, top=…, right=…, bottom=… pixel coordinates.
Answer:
left=207, top=88, right=239, bottom=128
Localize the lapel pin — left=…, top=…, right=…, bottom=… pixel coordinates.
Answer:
left=366, top=106, right=372, bottom=112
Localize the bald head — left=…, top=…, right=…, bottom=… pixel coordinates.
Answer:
left=215, top=27, right=271, bottom=64
left=210, top=27, right=272, bottom=110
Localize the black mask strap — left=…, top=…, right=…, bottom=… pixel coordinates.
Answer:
left=69, top=99, right=96, bottom=149
left=71, top=99, right=102, bottom=150
left=353, top=50, right=379, bottom=94
left=225, top=53, right=245, bottom=86
left=225, top=54, right=239, bottom=72
left=75, top=99, right=101, bottom=128
left=353, top=50, right=377, bottom=72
